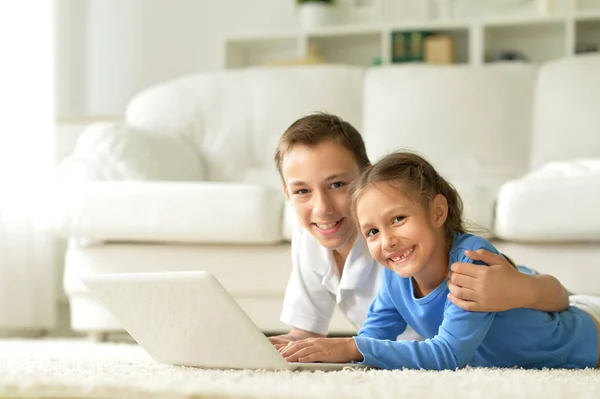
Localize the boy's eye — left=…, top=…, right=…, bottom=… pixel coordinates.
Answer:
left=294, top=189, right=309, bottom=195
left=392, top=216, right=405, bottom=224
left=366, top=228, right=379, bottom=237
left=330, top=181, right=345, bottom=189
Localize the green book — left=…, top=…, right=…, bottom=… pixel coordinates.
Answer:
left=392, top=31, right=431, bottom=63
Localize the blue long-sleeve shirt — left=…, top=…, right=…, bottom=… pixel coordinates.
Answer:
left=354, top=233, right=598, bottom=370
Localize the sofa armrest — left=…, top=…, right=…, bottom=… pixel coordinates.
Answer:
left=49, top=181, right=285, bottom=244
left=495, top=159, right=600, bottom=241
left=55, top=122, right=206, bottom=183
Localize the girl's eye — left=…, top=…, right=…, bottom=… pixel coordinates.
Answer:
left=392, top=216, right=405, bottom=224
left=366, top=228, right=379, bottom=237
left=295, top=189, right=309, bottom=195
left=330, top=181, right=345, bottom=189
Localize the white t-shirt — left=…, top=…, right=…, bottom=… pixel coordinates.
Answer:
left=280, top=224, right=382, bottom=335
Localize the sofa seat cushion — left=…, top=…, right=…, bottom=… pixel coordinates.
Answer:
left=495, top=159, right=600, bottom=241
left=50, top=182, right=285, bottom=244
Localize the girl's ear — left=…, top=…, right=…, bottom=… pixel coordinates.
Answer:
left=431, top=194, right=448, bottom=227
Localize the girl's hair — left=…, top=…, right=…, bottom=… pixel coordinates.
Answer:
left=274, top=112, right=371, bottom=178
left=350, top=151, right=466, bottom=245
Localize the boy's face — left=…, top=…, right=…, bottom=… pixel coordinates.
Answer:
left=355, top=183, right=447, bottom=280
left=281, top=140, right=360, bottom=253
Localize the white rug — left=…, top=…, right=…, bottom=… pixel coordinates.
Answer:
left=0, top=339, right=598, bottom=399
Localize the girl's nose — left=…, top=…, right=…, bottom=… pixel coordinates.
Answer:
left=382, top=234, right=399, bottom=251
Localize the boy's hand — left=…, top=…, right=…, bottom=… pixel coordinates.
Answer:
left=278, top=337, right=363, bottom=364
left=447, top=249, right=529, bottom=312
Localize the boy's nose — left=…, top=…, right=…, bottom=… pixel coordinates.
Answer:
left=313, top=192, right=333, bottom=215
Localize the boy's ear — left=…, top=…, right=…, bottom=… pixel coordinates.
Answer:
left=431, top=194, right=448, bottom=227
left=282, top=182, right=290, bottom=201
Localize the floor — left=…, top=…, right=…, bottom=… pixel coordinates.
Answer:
left=0, top=338, right=598, bottom=399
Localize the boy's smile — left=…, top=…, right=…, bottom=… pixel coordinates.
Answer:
left=281, top=140, right=360, bottom=255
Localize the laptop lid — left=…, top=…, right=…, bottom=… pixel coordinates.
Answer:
left=81, top=271, right=290, bottom=370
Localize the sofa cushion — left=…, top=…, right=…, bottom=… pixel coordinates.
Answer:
left=56, top=122, right=206, bottom=183
left=50, top=182, right=285, bottom=244
left=495, top=159, right=600, bottom=241
left=451, top=180, right=499, bottom=234
left=126, top=71, right=256, bottom=183
left=248, top=66, right=364, bottom=168
left=530, top=55, right=600, bottom=170
left=126, top=66, right=364, bottom=183
left=363, top=64, right=538, bottom=184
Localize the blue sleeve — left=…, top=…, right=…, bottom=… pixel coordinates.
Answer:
left=357, top=272, right=407, bottom=340
left=516, top=265, right=539, bottom=276
left=354, top=241, right=496, bottom=370
left=354, top=302, right=495, bottom=370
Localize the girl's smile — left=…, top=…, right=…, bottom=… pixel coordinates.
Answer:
left=355, top=182, right=449, bottom=296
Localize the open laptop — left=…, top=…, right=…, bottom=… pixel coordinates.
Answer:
left=81, top=271, right=369, bottom=371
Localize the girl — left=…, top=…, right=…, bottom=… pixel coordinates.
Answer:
left=269, top=113, right=571, bottom=346
left=279, top=151, right=600, bottom=370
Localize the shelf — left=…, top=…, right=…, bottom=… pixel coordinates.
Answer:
left=308, top=32, right=382, bottom=67
left=303, top=24, right=382, bottom=37
left=483, top=15, right=566, bottom=27
left=575, top=17, right=600, bottom=54
left=574, top=10, right=600, bottom=21
left=388, top=28, right=470, bottom=65
left=226, top=33, right=298, bottom=44
left=575, top=0, right=600, bottom=14
left=386, top=20, right=470, bottom=31
left=484, top=20, right=566, bottom=63
left=225, top=37, right=301, bottom=69
left=223, top=12, right=600, bottom=68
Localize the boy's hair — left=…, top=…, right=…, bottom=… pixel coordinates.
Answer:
left=274, top=112, right=371, bottom=178
left=351, top=151, right=466, bottom=245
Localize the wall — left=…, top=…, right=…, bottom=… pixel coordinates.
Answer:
left=55, top=0, right=298, bottom=118
left=56, top=0, right=553, bottom=118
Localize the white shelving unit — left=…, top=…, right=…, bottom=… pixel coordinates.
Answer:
left=224, top=5, right=600, bottom=68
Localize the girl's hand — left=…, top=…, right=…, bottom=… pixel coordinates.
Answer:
left=268, top=328, right=324, bottom=346
left=278, top=337, right=363, bottom=363
left=447, top=249, right=527, bottom=312
left=268, top=335, right=296, bottom=345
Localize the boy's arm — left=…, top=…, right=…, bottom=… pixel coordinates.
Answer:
left=272, top=229, right=336, bottom=346
left=447, top=249, right=570, bottom=313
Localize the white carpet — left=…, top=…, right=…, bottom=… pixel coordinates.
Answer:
left=0, top=339, right=598, bottom=399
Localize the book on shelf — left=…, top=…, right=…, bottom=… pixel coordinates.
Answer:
left=391, top=31, right=454, bottom=64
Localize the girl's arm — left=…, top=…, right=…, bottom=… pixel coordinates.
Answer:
left=357, top=275, right=407, bottom=340
left=447, top=249, right=569, bottom=312
left=355, top=243, right=501, bottom=371
left=354, top=302, right=494, bottom=370
left=280, top=277, right=408, bottom=363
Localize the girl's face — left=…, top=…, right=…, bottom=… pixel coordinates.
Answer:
left=281, top=140, right=360, bottom=254
left=355, top=183, right=448, bottom=280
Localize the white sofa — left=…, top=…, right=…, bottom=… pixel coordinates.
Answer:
left=51, top=55, right=600, bottom=337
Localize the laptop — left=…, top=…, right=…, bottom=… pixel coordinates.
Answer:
left=81, top=271, right=369, bottom=371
